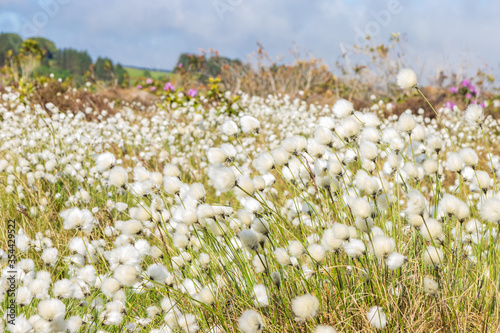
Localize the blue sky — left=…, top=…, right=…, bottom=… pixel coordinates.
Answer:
left=1, top=0, right=499, bottom=80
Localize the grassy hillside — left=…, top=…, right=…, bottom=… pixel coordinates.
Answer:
left=124, top=66, right=172, bottom=80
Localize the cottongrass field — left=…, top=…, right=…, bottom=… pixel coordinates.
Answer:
left=1, top=69, right=500, bottom=332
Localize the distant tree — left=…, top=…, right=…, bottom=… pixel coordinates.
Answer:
left=19, top=39, right=45, bottom=79
left=55, top=49, right=92, bottom=76
left=114, top=63, right=128, bottom=86
left=121, top=71, right=130, bottom=88
left=175, top=53, right=204, bottom=73
left=142, top=69, right=152, bottom=78
left=32, top=37, right=57, bottom=59
left=94, top=57, right=115, bottom=81
left=0, top=33, right=23, bottom=65
left=175, top=52, right=242, bottom=83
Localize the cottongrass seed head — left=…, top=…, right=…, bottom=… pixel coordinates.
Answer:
left=38, top=298, right=66, bottom=321
left=366, top=306, right=387, bottom=329
left=423, top=277, right=439, bottom=295
left=424, top=246, right=444, bottom=267
left=397, top=68, right=417, bottom=90
left=465, top=104, right=485, bottom=127
left=238, top=310, right=265, bottom=333
left=332, top=98, right=354, bottom=119
left=480, top=197, right=500, bottom=224
left=292, top=294, right=320, bottom=321
left=314, top=325, right=338, bottom=333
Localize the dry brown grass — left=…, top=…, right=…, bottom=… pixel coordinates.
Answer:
left=29, top=80, right=158, bottom=120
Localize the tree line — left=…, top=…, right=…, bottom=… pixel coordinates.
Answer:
left=0, top=33, right=128, bottom=86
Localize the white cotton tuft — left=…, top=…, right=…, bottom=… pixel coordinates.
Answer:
left=292, top=294, right=320, bottom=321
left=398, top=112, right=417, bottom=133
left=41, top=247, right=58, bottom=266
left=480, top=197, right=500, bottom=224
left=53, top=279, right=74, bottom=299
left=253, top=152, right=275, bottom=174
left=460, top=148, right=478, bottom=167
left=314, top=126, right=334, bottom=146
left=208, top=166, right=236, bottom=192
left=369, top=235, right=395, bottom=260
left=8, top=315, right=32, bottom=333
left=306, top=138, right=326, bottom=158
left=239, top=229, right=260, bottom=251
left=423, top=159, right=438, bottom=175
left=146, top=263, right=171, bottom=284
left=178, top=313, right=199, bottom=333
left=465, top=104, right=484, bottom=127
left=274, top=248, right=291, bottom=266
left=361, top=126, right=381, bottom=144
left=188, top=183, right=206, bottom=202
left=109, top=166, right=128, bottom=187
left=122, top=219, right=143, bottom=236
left=423, top=246, right=444, bottom=267
left=220, top=143, right=237, bottom=161
left=222, top=120, right=239, bottom=136
left=366, top=306, right=387, bottom=329
left=16, top=286, right=33, bottom=305
left=343, top=239, right=366, bottom=258
left=235, top=175, right=256, bottom=196
left=332, top=98, right=354, bottom=118
left=163, top=163, right=181, bottom=177
left=314, top=325, right=338, bottom=333
left=349, top=197, right=372, bottom=220
left=253, top=284, right=269, bottom=307
left=100, top=277, right=121, bottom=298
left=163, top=176, right=182, bottom=195
left=385, top=252, right=407, bottom=270
left=281, top=135, right=307, bottom=155
left=329, top=223, right=350, bottom=241
left=397, top=68, right=417, bottom=90
left=240, top=116, right=260, bottom=134
left=95, top=152, right=116, bottom=172
left=102, top=310, right=123, bottom=325
left=446, top=153, right=463, bottom=173
left=195, top=287, right=215, bottom=305
left=307, top=244, right=326, bottom=263
left=321, top=228, right=344, bottom=252
left=389, top=136, right=405, bottom=153
left=252, top=254, right=267, bottom=273
left=474, top=170, right=491, bottom=192
left=66, top=316, right=83, bottom=333
left=207, top=148, right=228, bottom=165
left=133, top=166, right=150, bottom=182
left=289, top=240, right=305, bottom=258
left=173, top=232, right=189, bottom=249
left=271, top=147, right=290, bottom=166
left=113, top=265, right=139, bottom=287
left=60, top=207, right=96, bottom=233
left=420, top=218, right=443, bottom=244
left=238, top=310, right=265, bottom=333
left=423, top=277, right=439, bottom=295
left=405, top=190, right=427, bottom=216
left=338, top=116, right=360, bottom=140
left=359, top=141, right=378, bottom=161
left=38, top=298, right=66, bottom=321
